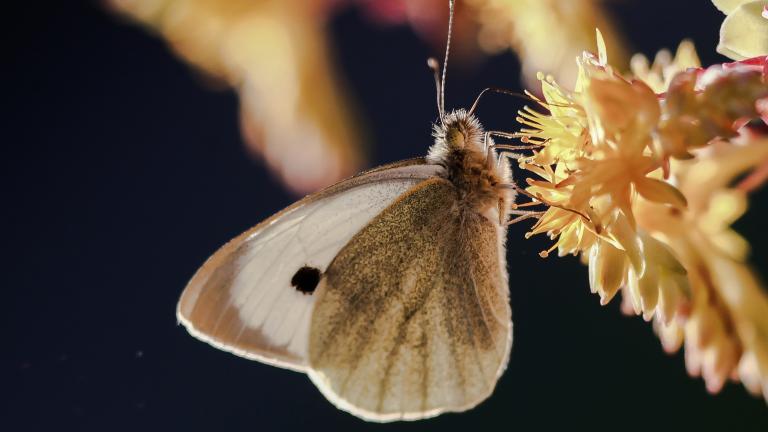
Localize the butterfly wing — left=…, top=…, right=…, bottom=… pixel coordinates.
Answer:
left=307, top=177, right=512, bottom=421
left=177, top=159, right=442, bottom=372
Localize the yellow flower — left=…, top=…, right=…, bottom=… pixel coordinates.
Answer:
left=712, top=0, right=768, bottom=60
left=657, top=65, right=768, bottom=160
left=516, top=30, right=768, bottom=401
left=516, top=75, right=587, bottom=166
left=635, top=140, right=768, bottom=397
left=630, top=40, right=701, bottom=94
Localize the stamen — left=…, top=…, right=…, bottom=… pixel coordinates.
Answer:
left=499, top=183, right=591, bottom=223
left=539, top=242, right=559, bottom=258
left=511, top=201, right=542, bottom=209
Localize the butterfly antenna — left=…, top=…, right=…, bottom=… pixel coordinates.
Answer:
left=440, top=0, right=455, bottom=121
left=427, top=58, right=443, bottom=121
left=468, top=87, right=573, bottom=116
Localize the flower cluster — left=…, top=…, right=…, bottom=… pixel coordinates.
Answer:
left=516, top=30, right=768, bottom=400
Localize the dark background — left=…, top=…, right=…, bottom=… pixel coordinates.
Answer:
left=6, top=1, right=768, bottom=430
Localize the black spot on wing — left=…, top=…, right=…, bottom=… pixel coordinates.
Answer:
left=291, top=266, right=321, bottom=294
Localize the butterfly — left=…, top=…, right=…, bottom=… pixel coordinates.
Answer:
left=176, top=0, right=542, bottom=422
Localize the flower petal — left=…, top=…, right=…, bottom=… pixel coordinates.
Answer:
left=637, top=265, right=660, bottom=320
left=625, top=267, right=644, bottom=315
left=588, top=240, right=626, bottom=303
left=654, top=318, right=684, bottom=353
left=717, top=1, right=768, bottom=60
left=608, top=214, right=645, bottom=275
left=712, top=0, right=757, bottom=14
left=635, top=177, right=688, bottom=208
left=660, top=272, right=692, bottom=324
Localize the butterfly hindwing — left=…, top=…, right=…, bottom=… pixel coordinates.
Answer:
left=307, top=177, right=512, bottom=421
left=177, top=159, right=442, bottom=371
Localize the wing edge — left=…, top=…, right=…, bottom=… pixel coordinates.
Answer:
left=177, top=158, right=442, bottom=372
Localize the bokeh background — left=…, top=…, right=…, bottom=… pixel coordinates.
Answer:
left=6, top=1, right=768, bottom=430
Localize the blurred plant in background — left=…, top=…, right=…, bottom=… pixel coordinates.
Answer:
left=109, top=0, right=768, bottom=405
left=468, top=0, right=627, bottom=89
left=108, top=0, right=364, bottom=194
left=354, top=0, right=629, bottom=88
left=108, top=0, right=627, bottom=193
left=515, top=18, right=768, bottom=401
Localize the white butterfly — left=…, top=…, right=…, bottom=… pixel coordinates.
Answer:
left=177, top=0, right=539, bottom=422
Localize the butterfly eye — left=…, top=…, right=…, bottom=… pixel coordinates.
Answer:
left=291, top=266, right=321, bottom=294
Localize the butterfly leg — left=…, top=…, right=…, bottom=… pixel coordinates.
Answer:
left=483, top=133, right=541, bottom=168
left=497, top=182, right=591, bottom=223
left=498, top=181, right=544, bottom=206
left=505, top=210, right=544, bottom=225
left=482, top=130, right=542, bottom=152
left=494, top=150, right=526, bottom=172
left=483, top=135, right=591, bottom=224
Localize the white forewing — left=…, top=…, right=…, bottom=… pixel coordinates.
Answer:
left=177, top=161, right=442, bottom=372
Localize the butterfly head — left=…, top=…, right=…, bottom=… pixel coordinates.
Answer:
left=444, top=110, right=484, bottom=150
left=428, top=109, right=485, bottom=161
